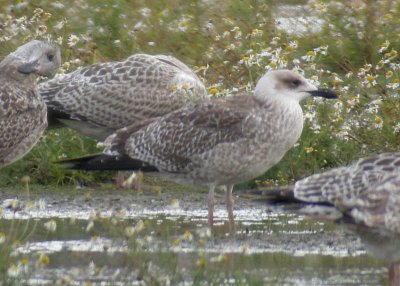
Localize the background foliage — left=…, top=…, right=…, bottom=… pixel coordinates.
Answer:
left=0, top=0, right=399, bottom=187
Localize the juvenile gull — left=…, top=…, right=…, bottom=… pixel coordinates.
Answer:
left=58, top=69, right=337, bottom=233
left=39, top=54, right=208, bottom=140
left=0, top=40, right=61, bottom=168
left=253, top=152, right=400, bottom=227
left=292, top=152, right=400, bottom=229
left=250, top=152, right=400, bottom=285
left=256, top=152, right=400, bottom=284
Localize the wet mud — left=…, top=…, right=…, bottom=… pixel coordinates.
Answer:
left=0, top=186, right=390, bottom=285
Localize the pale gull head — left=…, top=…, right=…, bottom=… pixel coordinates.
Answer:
left=255, top=69, right=337, bottom=102
left=9, top=40, right=61, bottom=78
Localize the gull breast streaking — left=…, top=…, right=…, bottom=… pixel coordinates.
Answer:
left=0, top=40, right=61, bottom=168
left=39, top=54, right=208, bottom=141
left=58, top=69, right=337, bottom=234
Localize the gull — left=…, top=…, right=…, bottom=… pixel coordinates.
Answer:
left=252, top=152, right=400, bottom=230
left=253, top=152, right=400, bottom=285
left=292, top=152, right=400, bottom=230
left=261, top=152, right=400, bottom=284
left=0, top=40, right=61, bottom=168
left=39, top=53, right=208, bottom=187
left=58, top=69, right=337, bottom=233
left=39, top=54, right=208, bottom=141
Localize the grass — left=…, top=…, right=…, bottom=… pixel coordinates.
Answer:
left=1, top=2, right=398, bottom=282
left=0, top=0, right=399, bottom=187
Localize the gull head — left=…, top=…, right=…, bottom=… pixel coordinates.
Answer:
left=254, top=69, right=337, bottom=103
left=11, top=40, right=61, bottom=78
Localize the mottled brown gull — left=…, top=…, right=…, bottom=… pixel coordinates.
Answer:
left=292, top=152, right=400, bottom=231
left=39, top=54, right=208, bottom=141
left=58, top=69, right=337, bottom=233
left=0, top=40, right=61, bottom=168
left=254, top=152, right=400, bottom=283
left=253, top=152, right=400, bottom=229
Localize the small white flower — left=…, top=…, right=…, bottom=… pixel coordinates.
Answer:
left=54, top=36, right=63, bottom=45
left=135, top=220, right=144, bottom=233
left=134, top=21, right=144, bottom=30
left=50, top=2, right=65, bottom=9
left=289, top=41, right=298, bottom=49
left=44, top=219, right=57, bottom=232
left=393, top=122, right=400, bottom=133
left=67, top=34, right=79, bottom=47
left=378, top=40, right=390, bottom=53
left=86, top=220, right=94, bottom=232
left=7, top=264, right=21, bottom=277
left=54, top=20, right=65, bottom=30
left=139, top=7, right=151, bottom=17
left=125, top=226, right=135, bottom=237
left=169, top=199, right=180, bottom=208
left=88, top=261, right=96, bottom=275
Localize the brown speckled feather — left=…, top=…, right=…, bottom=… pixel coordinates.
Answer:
left=39, top=54, right=208, bottom=140
left=294, top=152, right=400, bottom=233
left=351, top=175, right=400, bottom=233
left=60, top=69, right=337, bottom=231
left=0, top=83, right=47, bottom=164
left=105, top=92, right=305, bottom=186
left=0, top=40, right=60, bottom=167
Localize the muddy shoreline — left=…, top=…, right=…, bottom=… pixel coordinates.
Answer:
left=0, top=185, right=389, bottom=285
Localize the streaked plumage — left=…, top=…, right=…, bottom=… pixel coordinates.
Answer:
left=39, top=54, right=208, bottom=140
left=294, top=152, right=400, bottom=233
left=59, top=69, right=337, bottom=233
left=293, top=153, right=400, bottom=282
left=252, top=152, right=400, bottom=282
left=0, top=40, right=61, bottom=167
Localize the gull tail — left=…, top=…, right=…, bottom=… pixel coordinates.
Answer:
left=47, top=107, right=71, bottom=129
left=55, top=154, right=159, bottom=172
left=247, top=185, right=343, bottom=221
left=245, top=185, right=299, bottom=204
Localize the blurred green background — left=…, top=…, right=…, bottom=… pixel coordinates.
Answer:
left=0, top=0, right=398, bottom=187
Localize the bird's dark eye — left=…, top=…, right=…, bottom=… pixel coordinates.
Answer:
left=47, top=54, right=54, bottom=61
left=291, top=79, right=301, bottom=87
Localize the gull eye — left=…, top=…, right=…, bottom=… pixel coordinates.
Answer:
left=291, top=79, right=301, bottom=88
left=47, top=54, right=54, bottom=61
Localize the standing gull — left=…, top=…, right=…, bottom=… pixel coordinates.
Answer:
left=0, top=40, right=61, bottom=168
left=39, top=54, right=208, bottom=141
left=58, top=69, right=337, bottom=233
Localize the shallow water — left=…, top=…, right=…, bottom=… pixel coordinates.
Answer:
left=0, top=186, right=391, bottom=285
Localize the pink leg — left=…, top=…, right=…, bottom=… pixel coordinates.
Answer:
left=208, top=185, right=215, bottom=230
left=225, top=185, right=235, bottom=235
left=115, top=171, right=125, bottom=188
left=122, top=171, right=138, bottom=190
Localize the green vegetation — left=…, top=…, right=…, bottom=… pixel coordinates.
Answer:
left=1, top=1, right=398, bottom=282
left=0, top=0, right=399, bottom=188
